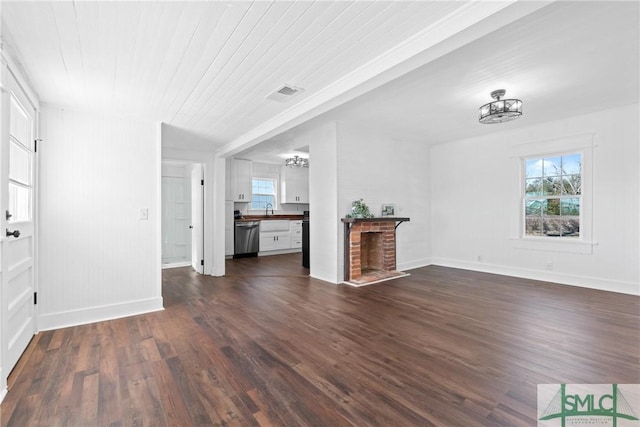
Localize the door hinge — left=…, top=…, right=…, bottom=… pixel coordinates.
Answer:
left=34, top=138, right=42, bottom=152
left=201, top=179, right=204, bottom=186
left=200, top=259, right=204, bottom=266
left=34, top=292, right=37, bottom=305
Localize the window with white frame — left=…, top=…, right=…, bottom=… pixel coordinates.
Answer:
left=251, top=178, right=276, bottom=210
left=524, top=153, right=582, bottom=238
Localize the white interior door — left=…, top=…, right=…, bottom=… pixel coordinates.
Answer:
left=1, top=70, right=37, bottom=377
left=191, top=165, right=204, bottom=274
left=161, top=176, right=191, bottom=266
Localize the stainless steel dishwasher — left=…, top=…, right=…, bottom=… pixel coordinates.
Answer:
left=234, top=221, right=260, bottom=258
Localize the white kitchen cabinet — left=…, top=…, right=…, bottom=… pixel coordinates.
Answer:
left=230, top=158, right=252, bottom=202
left=259, top=232, right=291, bottom=251
left=258, top=219, right=304, bottom=254
left=280, top=166, right=308, bottom=203
left=290, top=220, right=302, bottom=248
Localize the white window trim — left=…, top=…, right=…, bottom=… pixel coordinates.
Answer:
left=509, top=133, right=596, bottom=254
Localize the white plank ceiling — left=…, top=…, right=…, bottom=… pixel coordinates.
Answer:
left=1, top=0, right=474, bottom=150
left=237, top=0, right=639, bottom=163
left=4, top=1, right=636, bottom=160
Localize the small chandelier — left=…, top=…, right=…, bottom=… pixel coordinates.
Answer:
left=478, top=89, right=522, bottom=124
left=285, top=155, right=308, bottom=168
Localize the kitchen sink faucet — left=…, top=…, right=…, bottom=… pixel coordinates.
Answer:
left=265, top=203, right=274, bottom=216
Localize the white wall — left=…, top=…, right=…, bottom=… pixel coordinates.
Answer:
left=305, top=122, right=340, bottom=283
left=301, top=120, right=431, bottom=283
left=38, top=106, right=163, bottom=330
left=336, top=122, right=431, bottom=278
left=430, top=104, right=639, bottom=295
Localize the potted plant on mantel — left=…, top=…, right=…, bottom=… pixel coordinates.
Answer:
left=345, top=199, right=374, bottom=219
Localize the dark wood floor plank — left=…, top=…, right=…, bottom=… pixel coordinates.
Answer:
left=1, top=254, right=638, bottom=426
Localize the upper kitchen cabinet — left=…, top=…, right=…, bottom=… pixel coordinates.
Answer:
left=281, top=166, right=308, bottom=204
left=230, top=158, right=252, bottom=202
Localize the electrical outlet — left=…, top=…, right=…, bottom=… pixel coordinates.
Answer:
left=545, top=261, right=553, bottom=271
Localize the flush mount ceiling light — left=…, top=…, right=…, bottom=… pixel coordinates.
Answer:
left=478, top=89, right=522, bottom=124
left=285, top=155, right=308, bottom=168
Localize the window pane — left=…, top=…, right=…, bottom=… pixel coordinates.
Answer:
left=562, top=175, right=581, bottom=195
left=543, top=157, right=562, bottom=177
left=560, top=198, right=580, bottom=216
left=10, top=97, right=32, bottom=148
left=525, top=179, right=542, bottom=196
left=525, top=159, right=543, bottom=178
left=252, top=178, right=275, bottom=195
left=525, top=217, right=543, bottom=236
left=525, top=199, right=542, bottom=215
left=9, top=183, right=31, bottom=222
left=542, top=199, right=560, bottom=216
left=562, top=153, right=582, bottom=175
left=561, top=219, right=580, bottom=237
left=543, top=218, right=562, bottom=236
left=543, top=177, right=562, bottom=196
left=9, top=140, right=31, bottom=185
left=251, top=195, right=275, bottom=210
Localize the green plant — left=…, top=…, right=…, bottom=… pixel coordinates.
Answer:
left=346, top=198, right=374, bottom=218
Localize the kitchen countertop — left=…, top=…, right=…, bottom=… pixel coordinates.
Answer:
left=235, top=215, right=304, bottom=222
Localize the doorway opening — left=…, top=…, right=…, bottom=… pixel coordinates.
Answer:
left=161, top=161, right=204, bottom=273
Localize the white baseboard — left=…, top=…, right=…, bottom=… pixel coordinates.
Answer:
left=258, top=248, right=302, bottom=256
left=38, top=297, right=164, bottom=331
left=397, top=258, right=431, bottom=272
left=162, top=261, right=192, bottom=269
left=430, top=257, right=639, bottom=296
left=0, top=386, right=6, bottom=404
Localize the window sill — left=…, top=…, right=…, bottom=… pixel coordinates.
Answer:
left=510, top=237, right=596, bottom=254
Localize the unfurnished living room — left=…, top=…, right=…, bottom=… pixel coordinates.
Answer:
left=0, top=1, right=638, bottom=426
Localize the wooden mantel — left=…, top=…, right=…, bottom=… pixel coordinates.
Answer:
left=341, top=217, right=410, bottom=224
left=341, top=217, right=410, bottom=286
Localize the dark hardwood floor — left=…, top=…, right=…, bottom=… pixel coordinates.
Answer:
left=2, top=254, right=638, bottom=426
left=225, top=252, right=309, bottom=277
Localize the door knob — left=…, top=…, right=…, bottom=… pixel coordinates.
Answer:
left=189, top=225, right=193, bottom=229
left=6, top=229, right=20, bottom=238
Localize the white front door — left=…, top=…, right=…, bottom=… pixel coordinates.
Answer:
left=1, top=69, right=37, bottom=376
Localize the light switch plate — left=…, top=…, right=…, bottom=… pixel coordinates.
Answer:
left=139, top=208, right=148, bottom=220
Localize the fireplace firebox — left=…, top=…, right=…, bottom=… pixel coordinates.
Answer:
left=341, top=217, right=410, bottom=286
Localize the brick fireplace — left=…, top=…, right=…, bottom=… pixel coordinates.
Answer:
left=341, top=217, right=410, bottom=286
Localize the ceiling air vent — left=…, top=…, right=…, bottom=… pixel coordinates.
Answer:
left=266, top=84, right=305, bottom=102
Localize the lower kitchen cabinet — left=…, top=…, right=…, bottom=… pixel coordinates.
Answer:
left=290, top=220, right=302, bottom=248
left=260, top=232, right=291, bottom=251
left=258, top=219, right=303, bottom=255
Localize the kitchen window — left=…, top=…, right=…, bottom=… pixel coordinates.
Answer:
left=524, top=153, right=581, bottom=238
left=251, top=178, right=276, bottom=210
